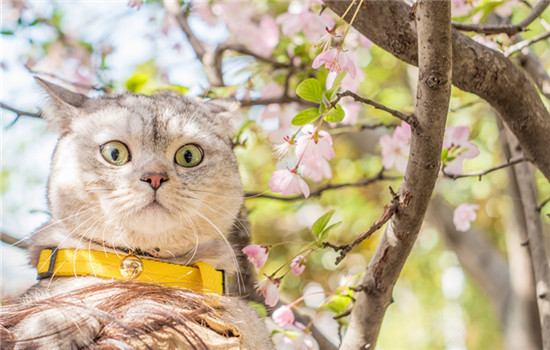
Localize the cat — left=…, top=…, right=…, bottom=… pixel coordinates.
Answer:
left=1, top=78, right=274, bottom=349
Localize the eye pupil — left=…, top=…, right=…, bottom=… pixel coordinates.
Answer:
left=184, top=150, right=193, bottom=163
left=111, top=149, right=119, bottom=161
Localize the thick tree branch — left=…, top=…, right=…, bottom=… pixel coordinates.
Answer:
left=442, top=156, right=530, bottom=180
left=327, top=0, right=550, bottom=182
left=338, top=1, right=452, bottom=348
left=245, top=169, right=398, bottom=201
left=502, top=125, right=550, bottom=349
left=452, top=0, right=550, bottom=35
left=333, top=90, right=418, bottom=127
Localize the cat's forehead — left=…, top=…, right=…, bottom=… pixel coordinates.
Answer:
left=76, top=93, right=222, bottom=143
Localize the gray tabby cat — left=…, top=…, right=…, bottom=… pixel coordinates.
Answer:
left=1, top=78, right=273, bottom=349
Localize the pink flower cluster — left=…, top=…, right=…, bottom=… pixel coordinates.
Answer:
left=453, top=203, right=479, bottom=231
left=442, top=126, right=480, bottom=174
left=256, top=277, right=280, bottom=307
left=242, top=244, right=269, bottom=269
left=379, top=122, right=411, bottom=174
left=268, top=124, right=336, bottom=198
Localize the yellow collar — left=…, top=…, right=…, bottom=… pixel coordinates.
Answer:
left=37, top=248, right=225, bottom=294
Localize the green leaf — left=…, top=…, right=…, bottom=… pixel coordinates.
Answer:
left=441, top=149, right=449, bottom=161
left=319, top=221, right=342, bottom=241
left=324, top=105, right=345, bottom=123
left=322, top=295, right=352, bottom=313
left=248, top=301, right=267, bottom=318
left=312, top=210, right=336, bottom=237
left=292, top=108, right=321, bottom=126
left=296, top=78, right=323, bottom=103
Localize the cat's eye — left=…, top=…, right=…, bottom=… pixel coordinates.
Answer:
left=175, top=144, right=203, bottom=168
left=100, top=141, right=130, bottom=166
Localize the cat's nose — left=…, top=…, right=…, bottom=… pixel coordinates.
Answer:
left=141, top=172, right=168, bottom=190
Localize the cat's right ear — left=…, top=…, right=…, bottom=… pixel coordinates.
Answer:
left=35, top=77, right=89, bottom=134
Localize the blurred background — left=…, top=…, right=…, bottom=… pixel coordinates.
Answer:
left=1, top=1, right=550, bottom=349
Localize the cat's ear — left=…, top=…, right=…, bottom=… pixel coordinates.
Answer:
left=204, top=99, right=241, bottom=138
left=35, top=77, right=89, bottom=134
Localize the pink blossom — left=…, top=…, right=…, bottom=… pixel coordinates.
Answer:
left=276, top=11, right=333, bottom=42
left=260, top=104, right=297, bottom=143
left=269, top=169, right=310, bottom=198
left=451, top=0, right=473, bottom=17
left=261, top=82, right=284, bottom=99
left=242, top=245, right=269, bottom=269
left=272, top=305, right=295, bottom=327
left=312, top=48, right=357, bottom=79
left=453, top=203, right=479, bottom=232
left=341, top=62, right=365, bottom=91
left=379, top=122, right=411, bottom=173
left=256, top=277, right=280, bottom=307
left=301, top=157, right=332, bottom=182
left=290, top=256, right=306, bottom=275
left=295, top=126, right=335, bottom=162
left=340, top=102, right=361, bottom=126
left=273, top=138, right=294, bottom=160
left=443, top=126, right=480, bottom=174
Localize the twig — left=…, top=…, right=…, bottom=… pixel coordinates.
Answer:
left=329, top=122, right=391, bottom=135
left=324, top=190, right=408, bottom=265
left=1, top=232, right=29, bottom=249
left=443, top=156, right=530, bottom=180
left=214, top=43, right=290, bottom=70
left=1, top=102, right=41, bottom=128
left=245, top=169, right=399, bottom=201
left=537, top=197, right=550, bottom=212
left=239, top=96, right=317, bottom=107
left=505, top=30, right=550, bottom=56
left=452, top=0, right=550, bottom=35
left=332, top=90, right=418, bottom=128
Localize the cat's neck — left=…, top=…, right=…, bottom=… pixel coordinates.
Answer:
left=28, top=220, right=237, bottom=272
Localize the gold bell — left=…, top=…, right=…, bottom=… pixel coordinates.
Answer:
left=120, top=254, right=144, bottom=279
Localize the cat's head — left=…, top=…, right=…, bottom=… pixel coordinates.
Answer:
left=37, top=78, right=243, bottom=258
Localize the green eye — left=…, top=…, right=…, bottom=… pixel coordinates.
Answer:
left=175, top=144, right=203, bottom=168
left=100, top=141, right=130, bottom=166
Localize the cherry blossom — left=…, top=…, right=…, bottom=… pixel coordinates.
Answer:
left=295, top=125, right=335, bottom=162
left=312, top=47, right=357, bottom=80
left=273, top=138, right=294, bottom=160
left=453, top=203, right=479, bottom=232
left=442, top=126, right=480, bottom=174
left=242, top=245, right=269, bottom=269
left=379, top=122, right=411, bottom=173
left=276, top=10, right=333, bottom=42
left=269, top=169, right=310, bottom=198
left=256, top=277, right=280, bottom=307
left=290, top=255, right=306, bottom=275
left=260, top=104, right=297, bottom=143
left=272, top=305, right=295, bottom=327
left=301, top=157, right=332, bottom=182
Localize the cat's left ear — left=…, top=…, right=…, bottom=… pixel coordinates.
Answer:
left=35, top=77, right=89, bottom=134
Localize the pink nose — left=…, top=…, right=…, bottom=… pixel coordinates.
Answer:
left=141, top=173, right=168, bottom=190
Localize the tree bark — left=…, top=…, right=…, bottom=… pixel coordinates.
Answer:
left=339, top=1, right=452, bottom=348
left=326, top=0, right=550, bottom=182
left=502, top=124, right=550, bottom=349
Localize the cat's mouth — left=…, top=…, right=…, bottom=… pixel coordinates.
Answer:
left=141, top=199, right=168, bottom=212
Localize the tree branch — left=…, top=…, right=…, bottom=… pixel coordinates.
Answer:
left=452, top=0, right=550, bottom=35
left=245, top=169, right=399, bottom=201
left=501, top=123, right=550, bottom=348
left=1, top=232, right=29, bottom=250
left=214, top=43, right=291, bottom=70
left=333, top=90, right=417, bottom=127
left=336, top=1, right=452, bottom=348
left=506, top=30, right=550, bottom=56
left=517, top=49, right=550, bottom=100
left=163, top=0, right=223, bottom=86
left=324, top=190, right=409, bottom=265
left=327, top=0, right=550, bottom=182
left=442, top=156, right=530, bottom=180
left=1, top=102, right=41, bottom=128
